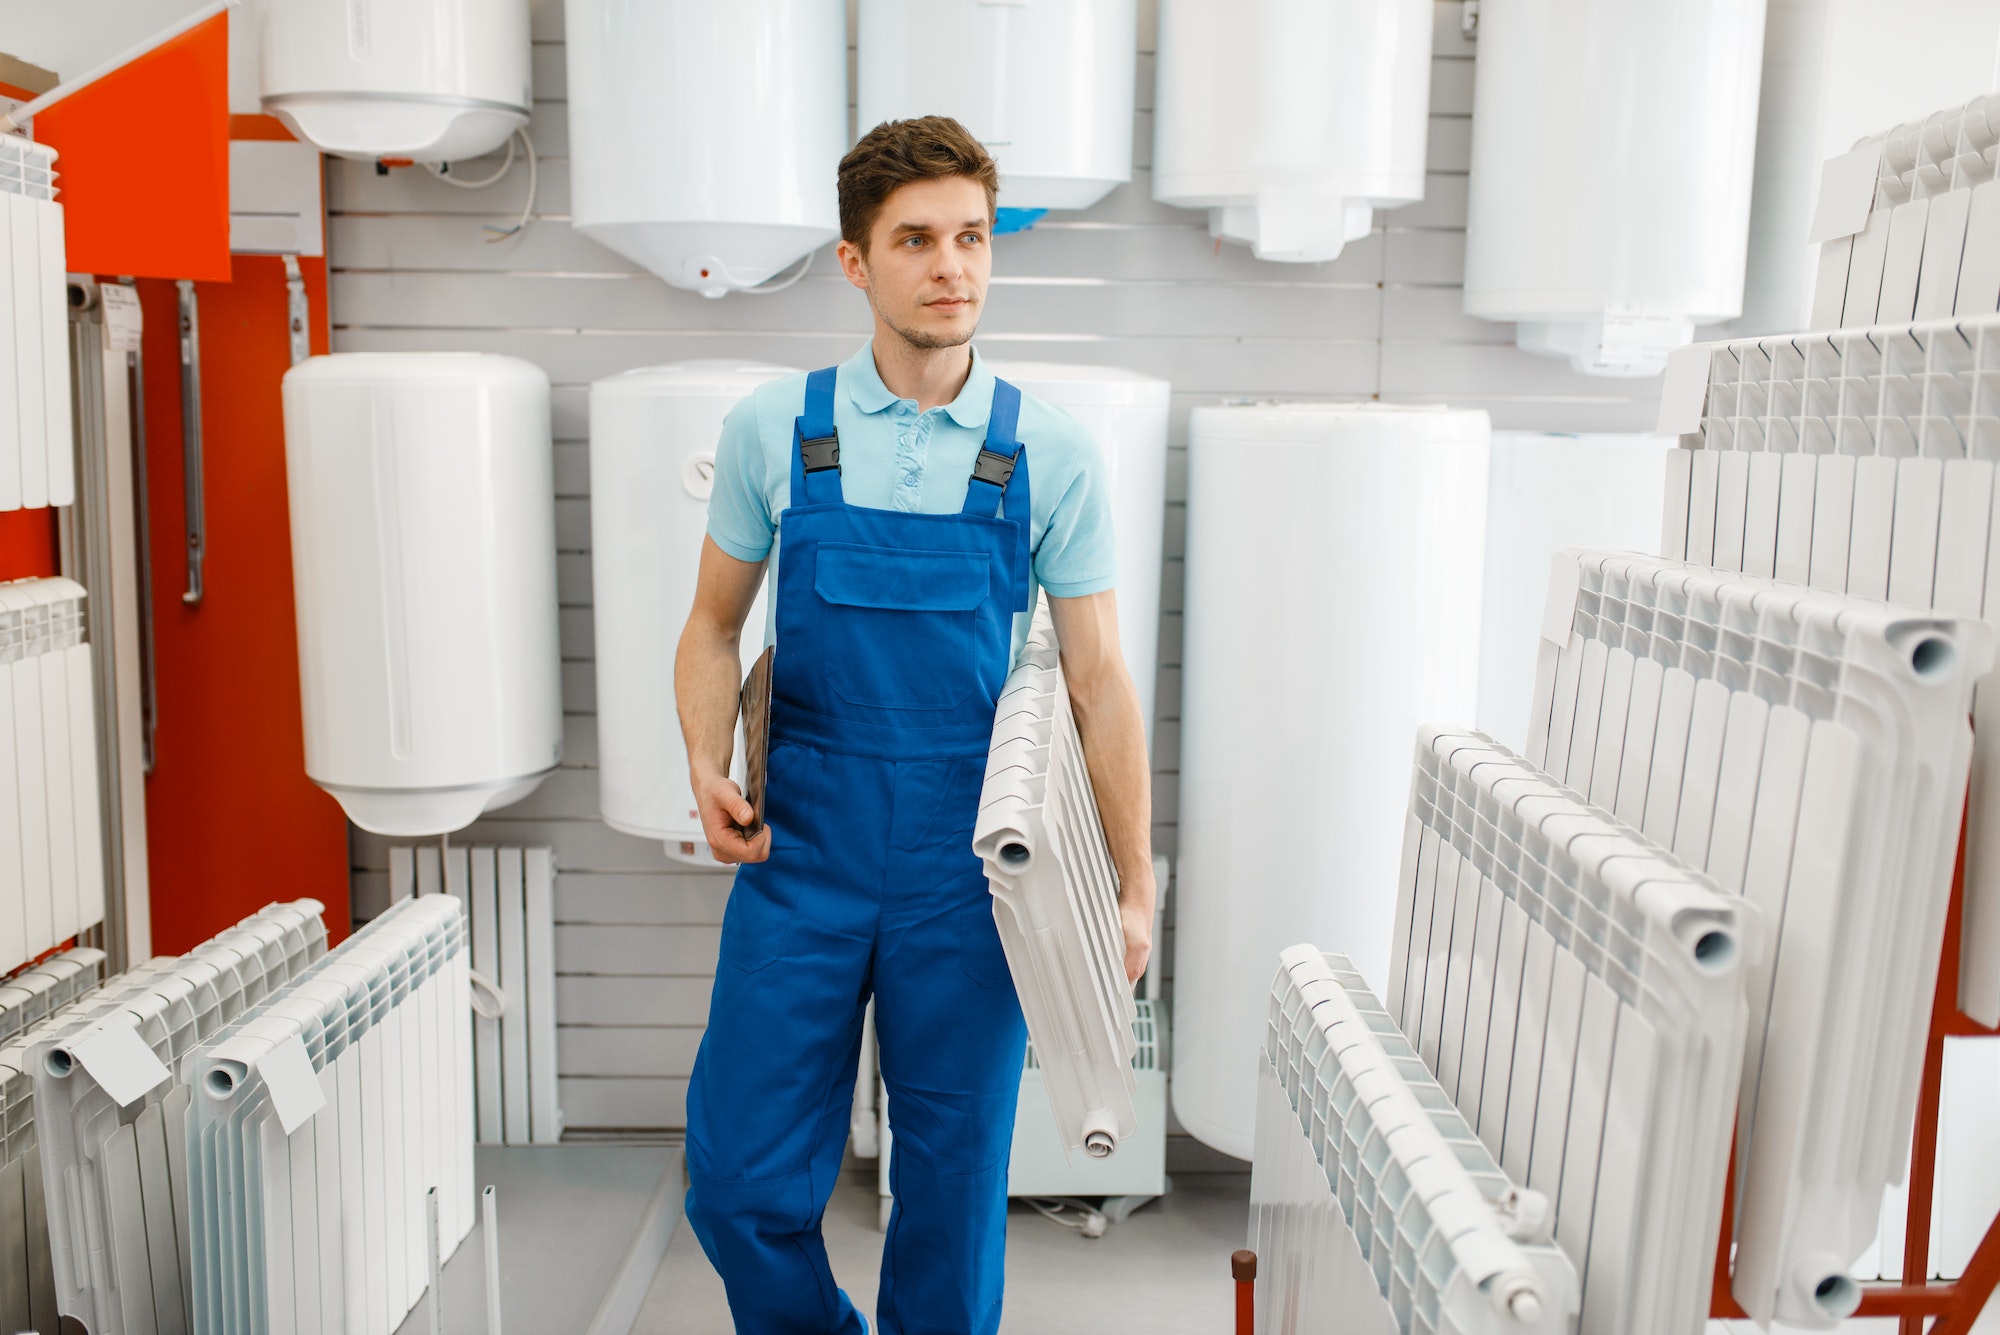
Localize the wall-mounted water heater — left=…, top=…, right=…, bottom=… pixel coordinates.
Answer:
left=282, top=353, right=562, bottom=836
left=1462, top=0, right=1767, bottom=374
left=984, top=362, right=1168, bottom=746
left=258, top=0, right=531, bottom=163
left=858, top=0, right=1136, bottom=215
left=1173, top=401, right=1490, bottom=1159
left=1153, top=0, right=1433, bottom=263
left=588, top=361, right=793, bottom=865
left=565, top=0, right=847, bottom=298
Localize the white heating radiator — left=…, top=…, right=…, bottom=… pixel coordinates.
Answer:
left=185, top=892, right=473, bottom=1335
left=1253, top=945, right=1578, bottom=1335
left=31, top=900, right=328, bottom=1335
left=1659, top=311, right=2000, bottom=1032
left=1529, top=550, right=1991, bottom=1325
left=0, top=944, right=103, bottom=1332
left=973, top=605, right=1137, bottom=1161
left=1806, top=93, right=2000, bottom=331
left=0, top=134, right=73, bottom=513
left=1, top=578, right=107, bottom=974
left=1388, top=729, right=1754, bottom=1335
left=389, top=843, right=559, bottom=1145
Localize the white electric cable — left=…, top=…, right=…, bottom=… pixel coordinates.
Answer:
left=740, top=248, right=815, bottom=294
left=421, top=127, right=538, bottom=243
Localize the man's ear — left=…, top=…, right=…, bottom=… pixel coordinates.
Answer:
left=835, top=238, right=870, bottom=293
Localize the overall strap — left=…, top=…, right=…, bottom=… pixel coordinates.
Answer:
left=962, top=378, right=1024, bottom=519
left=790, top=366, right=844, bottom=507
left=963, top=378, right=1033, bottom=609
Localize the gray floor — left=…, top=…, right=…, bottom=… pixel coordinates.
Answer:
left=632, top=1170, right=1251, bottom=1333
left=396, top=1144, right=675, bottom=1335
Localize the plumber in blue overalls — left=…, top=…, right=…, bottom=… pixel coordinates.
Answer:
left=675, top=116, right=1157, bottom=1335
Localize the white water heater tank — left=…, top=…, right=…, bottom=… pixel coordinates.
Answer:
left=566, top=0, right=847, bottom=298
left=986, top=362, right=1168, bottom=746
left=588, top=362, right=792, bottom=864
left=1173, top=402, right=1489, bottom=1159
left=1154, top=0, right=1433, bottom=262
left=1462, top=0, right=1767, bottom=374
left=857, top=0, right=1136, bottom=213
left=258, top=0, right=531, bottom=163
left=282, top=353, right=562, bottom=836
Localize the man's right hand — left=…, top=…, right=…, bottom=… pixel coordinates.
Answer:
left=695, top=769, right=772, bottom=865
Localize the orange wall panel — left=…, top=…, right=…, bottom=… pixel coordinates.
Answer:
left=0, top=509, right=59, bottom=581
left=137, top=258, right=348, bottom=951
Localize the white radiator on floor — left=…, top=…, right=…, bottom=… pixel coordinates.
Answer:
left=0, top=134, right=74, bottom=513
left=31, top=900, right=328, bottom=1335
left=390, top=843, right=560, bottom=1144
left=1, top=578, right=108, bottom=974
left=184, top=892, right=473, bottom=1335
left=1659, top=313, right=2000, bottom=1030
left=0, top=944, right=102, bottom=1332
left=973, top=605, right=1138, bottom=1162
left=1528, top=550, right=1992, bottom=1326
left=1388, top=729, right=1754, bottom=1335
left=1253, top=945, right=1578, bottom=1335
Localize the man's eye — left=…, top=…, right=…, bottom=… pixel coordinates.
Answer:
left=904, top=235, right=925, bottom=247
left=960, top=233, right=983, bottom=246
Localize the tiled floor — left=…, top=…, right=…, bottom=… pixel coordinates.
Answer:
left=633, top=1170, right=1251, bottom=1333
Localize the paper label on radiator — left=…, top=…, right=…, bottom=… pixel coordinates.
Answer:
left=258, top=1033, right=327, bottom=1134
left=99, top=284, right=143, bottom=353
left=1656, top=342, right=1712, bottom=435
left=1541, top=553, right=1582, bottom=647
left=1809, top=145, right=1883, bottom=243
left=67, top=1022, right=170, bottom=1107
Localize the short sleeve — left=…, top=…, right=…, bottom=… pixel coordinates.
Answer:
left=1031, top=411, right=1118, bottom=599
left=705, top=395, right=776, bottom=562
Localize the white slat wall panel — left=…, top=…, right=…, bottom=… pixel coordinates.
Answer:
left=339, top=0, right=1666, bottom=1132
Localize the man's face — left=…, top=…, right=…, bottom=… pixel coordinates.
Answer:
left=838, top=176, right=992, bottom=351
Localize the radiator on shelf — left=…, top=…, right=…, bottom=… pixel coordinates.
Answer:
left=0, top=134, right=74, bottom=513
left=1, top=578, right=108, bottom=974
left=1253, top=945, right=1578, bottom=1335
left=972, top=604, right=1138, bottom=1162
left=1805, top=93, right=2000, bottom=331
left=31, top=901, right=328, bottom=1335
left=1658, top=313, right=2000, bottom=1032
left=389, top=842, right=560, bottom=1145
left=184, top=892, right=473, bottom=1335
left=1527, top=550, right=1992, bottom=1326
left=1388, top=728, right=1755, bottom=1335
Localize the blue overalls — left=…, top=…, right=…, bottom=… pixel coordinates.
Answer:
left=685, top=366, right=1033, bottom=1335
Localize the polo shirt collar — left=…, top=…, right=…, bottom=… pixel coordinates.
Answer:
left=843, top=340, right=994, bottom=429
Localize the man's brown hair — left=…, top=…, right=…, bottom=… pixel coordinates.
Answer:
left=838, top=116, right=999, bottom=253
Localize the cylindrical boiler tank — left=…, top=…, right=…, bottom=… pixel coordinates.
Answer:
left=857, top=0, right=1136, bottom=213
left=1461, top=0, right=1767, bottom=374
left=1172, top=402, right=1490, bottom=1159
left=258, top=0, right=531, bottom=162
left=588, top=361, right=794, bottom=865
left=282, top=353, right=562, bottom=836
left=1153, top=0, right=1432, bottom=263
left=986, top=362, right=1168, bottom=747
left=565, top=0, right=847, bottom=298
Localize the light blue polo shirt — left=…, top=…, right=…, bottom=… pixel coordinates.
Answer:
left=706, top=342, right=1119, bottom=655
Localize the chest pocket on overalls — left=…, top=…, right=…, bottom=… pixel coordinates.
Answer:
left=814, top=541, right=992, bottom=711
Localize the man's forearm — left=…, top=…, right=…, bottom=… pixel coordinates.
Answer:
left=676, top=616, right=748, bottom=784
left=1068, top=663, right=1154, bottom=909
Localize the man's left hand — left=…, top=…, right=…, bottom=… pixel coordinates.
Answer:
left=1120, top=898, right=1153, bottom=988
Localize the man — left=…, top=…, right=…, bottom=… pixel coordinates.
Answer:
left=675, top=115, right=1155, bottom=1334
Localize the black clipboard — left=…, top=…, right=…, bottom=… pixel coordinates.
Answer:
left=737, top=646, right=774, bottom=836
